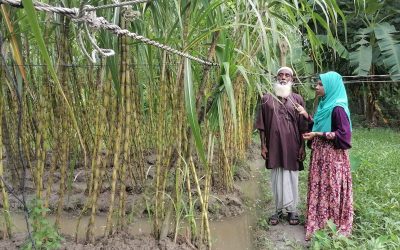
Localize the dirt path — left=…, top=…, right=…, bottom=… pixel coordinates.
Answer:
left=247, top=144, right=309, bottom=249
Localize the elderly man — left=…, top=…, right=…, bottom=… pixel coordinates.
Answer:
left=255, top=67, right=307, bottom=225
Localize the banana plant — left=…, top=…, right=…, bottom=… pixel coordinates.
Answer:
left=348, top=0, right=400, bottom=80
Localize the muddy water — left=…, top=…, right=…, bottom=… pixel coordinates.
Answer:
left=211, top=159, right=264, bottom=250
left=10, top=158, right=264, bottom=250
left=10, top=214, right=152, bottom=238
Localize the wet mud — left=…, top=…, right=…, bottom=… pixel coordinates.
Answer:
left=0, top=142, right=308, bottom=249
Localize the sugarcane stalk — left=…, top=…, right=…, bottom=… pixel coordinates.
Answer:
left=104, top=97, right=123, bottom=236
left=34, top=95, right=46, bottom=201
left=55, top=16, right=70, bottom=228
left=86, top=60, right=107, bottom=243
left=0, top=85, right=12, bottom=239
left=118, top=11, right=131, bottom=230
left=55, top=124, right=69, bottom=228
left=189, top=157, right=211, bottom=249
left=154, top=51, right=169, bottom=238
left=105, top=28, right=126, bottom=235
left=44, top=77, right=57, bottom=213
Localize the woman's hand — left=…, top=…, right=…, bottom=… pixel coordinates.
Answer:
left=325, top=132, right=336, bottom=140
left=303, top=132, right=324, bottom=140
left=302, top=132, right=316, bottom=140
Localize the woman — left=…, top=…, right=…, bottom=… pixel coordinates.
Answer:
left=297, top=71, right=353, bottom=240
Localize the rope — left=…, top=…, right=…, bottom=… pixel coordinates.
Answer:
left=243, top=69, right=400, bottom=80
left=0, top=0, right=218, bottom=66
left=85, top=0, right=149, bottom=11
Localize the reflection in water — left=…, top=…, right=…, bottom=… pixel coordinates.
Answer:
left=10, top=214, right=151, bottom=239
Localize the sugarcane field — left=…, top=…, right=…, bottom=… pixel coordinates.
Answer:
left=0, top=0, right=399, bottom=249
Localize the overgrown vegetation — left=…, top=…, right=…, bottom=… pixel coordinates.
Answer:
left=22, top=199, right=63, bottom=250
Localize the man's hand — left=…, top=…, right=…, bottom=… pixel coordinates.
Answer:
left=298, top=146, right=306, bottom=162
left=294, top=103, right=309, bottom=119
left=261, top=145, right=268, bottom=160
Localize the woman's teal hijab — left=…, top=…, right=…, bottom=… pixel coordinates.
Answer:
left=312, top=71, right=351, bottom=132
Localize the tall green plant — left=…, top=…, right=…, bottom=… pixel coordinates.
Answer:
left=347, top=0, right=400, bottom=80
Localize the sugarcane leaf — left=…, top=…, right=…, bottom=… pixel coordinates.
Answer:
left=222, top=62, right=237, bottom=133
left=1, top=6, right=27, bottom=83
left=184, top=58, right=206, bottom=165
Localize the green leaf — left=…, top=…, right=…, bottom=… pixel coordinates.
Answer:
left=222, top=62, right=237, bottom=133
left=184, top=59, right=206, bottom=165
left=326, top=219, right=337, bottom=233
left=374, top=22, right=400, bottom=80
left=316, top=34, right=349, bottom=59
left=349, top=44, right=372, bottom=76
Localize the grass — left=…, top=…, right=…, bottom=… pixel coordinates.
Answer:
left=349, top=128, right=400, bottom=249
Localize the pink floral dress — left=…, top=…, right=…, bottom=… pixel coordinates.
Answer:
left=305, top=136, right=353, bottom=240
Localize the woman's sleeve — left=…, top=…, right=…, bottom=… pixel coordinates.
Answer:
left=331, top=107, right=352, bottom=149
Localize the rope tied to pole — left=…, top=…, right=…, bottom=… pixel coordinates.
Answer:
left=0, top=0, right=219, bottom=66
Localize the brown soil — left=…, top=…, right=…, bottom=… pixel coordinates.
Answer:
left=4, top=149, right=247, bottom=220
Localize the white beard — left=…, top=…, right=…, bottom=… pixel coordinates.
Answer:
left=273, top=81, right=292, bottom=98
